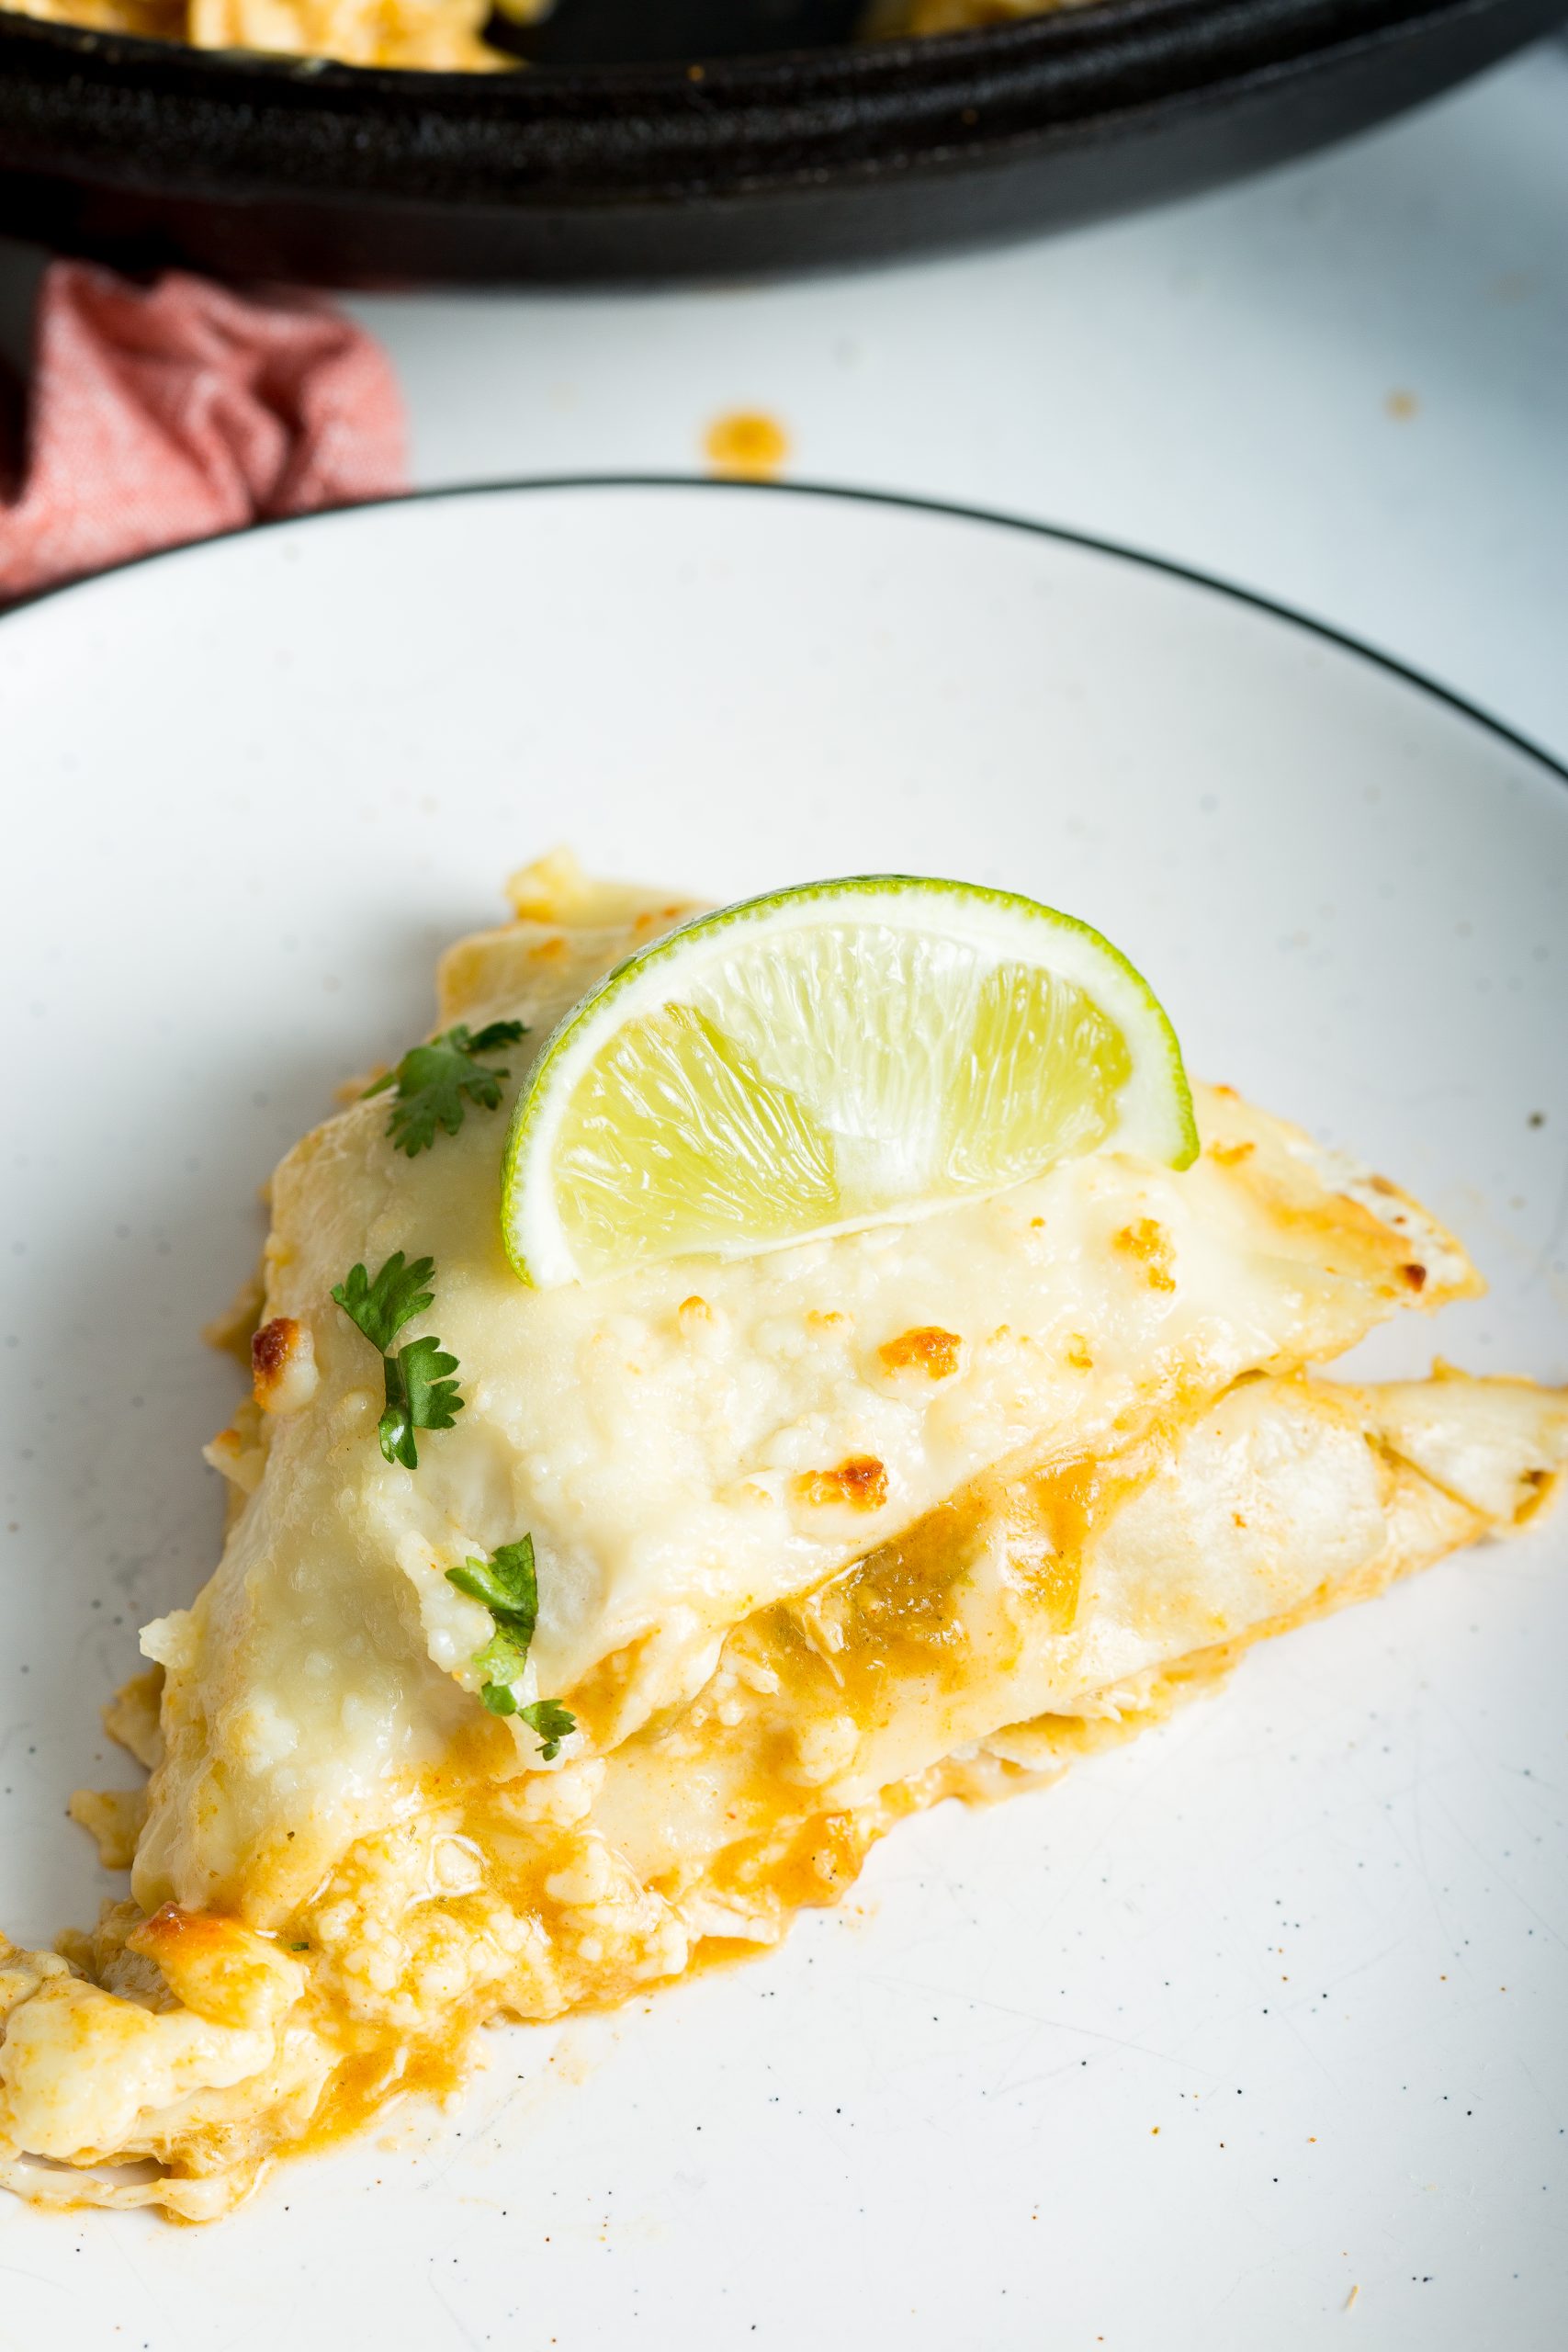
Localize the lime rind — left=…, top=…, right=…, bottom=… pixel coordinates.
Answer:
left=502, top=875, right=1197, bottom=1287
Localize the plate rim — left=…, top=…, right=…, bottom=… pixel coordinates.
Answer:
left=6, top=470, right=1564, bottom=793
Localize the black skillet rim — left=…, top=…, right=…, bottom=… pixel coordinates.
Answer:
left=0, top=0, right=1546, bottom=204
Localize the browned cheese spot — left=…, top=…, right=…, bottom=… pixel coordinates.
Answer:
left=1114, top=1217, right=1178, bottom=1293
left=251, top=1317, right=296, bottom=1380
left=877, top=1326, right=963, bottom=1380
left=252, top=1317, right=302, bottom=1400
left=1400, top=1261, right=1427, bottom=1291
left=251, top=1315, right=318, bottom=1414
left=793, top=1456, right=889, bottom=1512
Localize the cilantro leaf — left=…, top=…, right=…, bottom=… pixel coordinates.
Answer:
left=366, top=1022, right=527, bottom=1158
left=378, top=1336, right=465, bottom=1469
left=446, top=1536, right=575, bottom=1758
left=519, top=1701, right=577, bottom=1762
left=446, top=1536, right=537, bottom=1636
left=331, top=1252, right=434, bottom=1355
left=475, top=1630, right=529, bottom=1691
left=333, top=1253, right=465, bottom=1470
left=469, top=1021, right=529, bottom=1055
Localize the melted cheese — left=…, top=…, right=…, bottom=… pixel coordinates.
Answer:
left=2, top=858, right=1561, bottom=2222
left=5, top=1364, right=1562, bottom=2218
left=140, top=884, right=1475, bottom=1926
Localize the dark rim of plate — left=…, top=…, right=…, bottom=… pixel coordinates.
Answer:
left=3, top=474, right=1563, bottom=788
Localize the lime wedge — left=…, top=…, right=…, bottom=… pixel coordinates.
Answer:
left=502, top=876, right=1196, bottom=1286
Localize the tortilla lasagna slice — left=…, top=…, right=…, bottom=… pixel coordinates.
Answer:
left=2, top=860, right=1562, bottom=2219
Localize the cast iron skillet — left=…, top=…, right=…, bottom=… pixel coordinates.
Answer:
left=0, top=0, right=1560, bottom=287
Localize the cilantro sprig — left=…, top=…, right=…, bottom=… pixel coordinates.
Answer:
left=446, top=1534, right=577, bottom=1758
left=365, top=1022, right=526, bottom=1157
left=332, top=1251, right=465, bottom=1470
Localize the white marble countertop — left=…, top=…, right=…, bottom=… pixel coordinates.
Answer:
left=3, top=34, right=1565, bottom=753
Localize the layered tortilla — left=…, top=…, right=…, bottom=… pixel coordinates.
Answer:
left=3, top=860, right=1562, bottom=2218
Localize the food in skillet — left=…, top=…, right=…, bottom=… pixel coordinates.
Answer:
left=2, top=856, right=1562, bottom=2217
left=6, top=0, right=529, bottom=69
left=4, top=0, right=1091, bottom=74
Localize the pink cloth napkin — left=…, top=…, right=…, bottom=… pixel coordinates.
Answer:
left=0, top=261, right=407, bottom=603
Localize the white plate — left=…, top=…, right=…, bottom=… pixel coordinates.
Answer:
left=2, top=482, right=1564, bottom=2352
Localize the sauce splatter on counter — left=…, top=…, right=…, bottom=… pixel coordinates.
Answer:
left=704, top=410, right=791, bottom=480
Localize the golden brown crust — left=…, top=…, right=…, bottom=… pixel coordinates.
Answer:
left=249, top=1317, right=318, bottom=1414
left=793, top=1456, right=891, bottom=1512
left=877, top=1326, right=964, bottom=1379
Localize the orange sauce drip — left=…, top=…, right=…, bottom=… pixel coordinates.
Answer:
left=703, top=411, right=791, bottom=481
